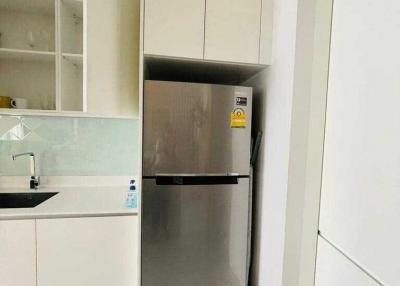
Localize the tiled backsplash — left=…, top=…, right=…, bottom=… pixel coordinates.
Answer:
left=0, top=115, right=139, bottom=176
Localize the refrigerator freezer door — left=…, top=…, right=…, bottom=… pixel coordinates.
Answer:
left=143, top=80, right=252, bottom=176
left=142, top=178, right=250, bottom=286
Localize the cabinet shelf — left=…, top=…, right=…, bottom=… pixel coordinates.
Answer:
left=62, top=53, right=83, bottom=66
left=0, top=108, right=138, bottom=119
left=0, top=48, right=55, bottom=62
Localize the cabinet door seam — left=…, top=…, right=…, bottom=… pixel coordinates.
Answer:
left=258, top=0, right=263, bottom=63
left=203, top=0, right=207, bottom=59
left=35, top=219, right=38, bottom=286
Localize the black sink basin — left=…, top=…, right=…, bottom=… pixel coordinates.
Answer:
left=0, top=192, right=58, bottom=209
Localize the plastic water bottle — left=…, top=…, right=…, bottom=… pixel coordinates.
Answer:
left=126, top=178, right=137, bottom=208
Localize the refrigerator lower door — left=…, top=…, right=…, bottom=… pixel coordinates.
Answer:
left=142, top=178, right=250, bottom=286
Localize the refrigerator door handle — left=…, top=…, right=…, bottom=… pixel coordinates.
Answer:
left=154, top=173, right=241, bottom=186
left=155, top=173, right=240, bottom=177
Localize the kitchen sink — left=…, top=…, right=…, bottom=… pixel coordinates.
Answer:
left=0, top=192, right=58, bottom=209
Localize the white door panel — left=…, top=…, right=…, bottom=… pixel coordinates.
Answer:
left=315, top=237, right=380, bottom=286
left=320, top=0, right=400, bottom=285
left=0, top=220, right=36, bottom=286
left=37, top=216, right=139, bottom=286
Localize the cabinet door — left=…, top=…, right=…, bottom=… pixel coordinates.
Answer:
left=0, top=220, right=36, bottom=286
left=144, top=0, right=205, bottom=59
left=37, top=216, right=139, bottom=286
left=315, top=238, right=379, bottom=286
left=204, top=0, right=261, bottom=64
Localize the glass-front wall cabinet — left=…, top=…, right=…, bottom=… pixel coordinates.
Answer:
left=0, top=0, right=139, bottom=118
left=0, top=0, right=83, bottom=112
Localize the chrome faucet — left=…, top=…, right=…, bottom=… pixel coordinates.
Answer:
left=12, top=152, right=40, bottom=190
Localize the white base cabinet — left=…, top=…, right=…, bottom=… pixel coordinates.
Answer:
left=37, top=216, right=139, bottom=286
left=0, top=220, right=37, bottom=286
left=0, top=216, right=138, bottom=286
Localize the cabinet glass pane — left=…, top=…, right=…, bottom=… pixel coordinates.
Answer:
left=61, top=55, right=83, bottom=111
left=0, top=0, right=55, bottom=52
left=0, top=56, right=56, bottom=110
left=60, top=0, right=83, bottom=54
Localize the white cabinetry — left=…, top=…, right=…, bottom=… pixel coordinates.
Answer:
left=0, top=0, right=84, bottom=112
left=0, top=0, right=57, bottom=111
left=0, top=0, right=140, bottom=118
left=144, top=0, right=205, bottom=59
left=144, top=0, right=271, bottom=65
left=315, top=238, right=379, bottom=286
left=319, top=0, right=400, bottom=285
left=204, top=0, right=261, bottom=64
left=0, top=220, right=36, bottom=286
left=36, top=216, right=139, bottom=286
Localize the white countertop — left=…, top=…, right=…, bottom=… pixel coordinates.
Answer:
left=0, top=187, right=138, bottom=220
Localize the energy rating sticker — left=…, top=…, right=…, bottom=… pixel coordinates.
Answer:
left=231, top=108, right=247, bottom=128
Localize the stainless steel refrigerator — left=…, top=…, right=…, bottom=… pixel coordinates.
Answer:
left=142, top=80, right=252, bottom=286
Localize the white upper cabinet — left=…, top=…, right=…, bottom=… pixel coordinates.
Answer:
left=204, top=0, right=261, bottom=64
left=144, top=0, right=205, bottom=59
left=0, top=0, right=140, bottom=118
left=0, top=220, right=36, bottom=286
left=143, top=0, right=271, bottom=65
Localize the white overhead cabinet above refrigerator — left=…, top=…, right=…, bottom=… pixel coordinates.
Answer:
left=143, top=0, right=205, bottom=59
left=144, top=0, right=272, bottom=65
left=204, top=0, right=261, bottom=64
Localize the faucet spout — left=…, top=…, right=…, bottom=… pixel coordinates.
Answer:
left=12, top=152, right=34, bottom=161
left=11, top=152, right=40, bottom=190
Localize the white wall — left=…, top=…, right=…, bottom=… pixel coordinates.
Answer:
left=282, top=0, right=333, bottom=285
left=245, top=0, right=300, bottom=284
left=281, top=0, right=318, bottom=282
left=246, top=0, right=333, bottom=285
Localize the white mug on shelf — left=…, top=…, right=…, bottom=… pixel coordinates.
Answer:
left=11, top=98, right=28, bottom=109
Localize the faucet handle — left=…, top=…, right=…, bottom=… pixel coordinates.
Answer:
left=30, top=176, right=40, bottom=190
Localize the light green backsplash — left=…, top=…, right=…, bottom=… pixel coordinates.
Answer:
left=0, top=115, right=139, bottom=176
